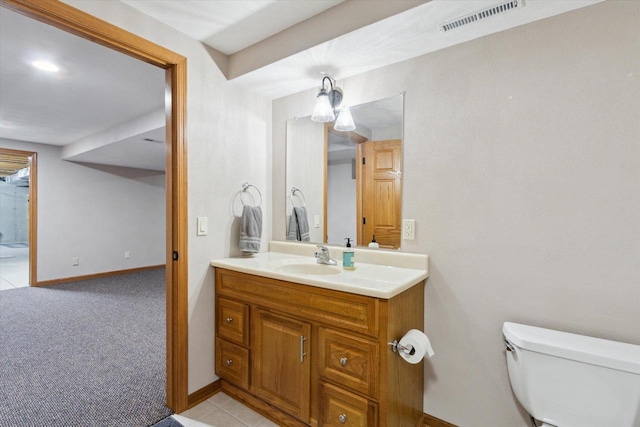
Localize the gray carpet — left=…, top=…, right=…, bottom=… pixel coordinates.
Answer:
left=0, top=269, right=172, bottom=426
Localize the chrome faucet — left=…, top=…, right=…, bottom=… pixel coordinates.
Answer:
left=315, top=245, right=337, bottom=265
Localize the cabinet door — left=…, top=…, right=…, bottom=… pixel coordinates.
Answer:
left=252, top=309, right=311, bottom=423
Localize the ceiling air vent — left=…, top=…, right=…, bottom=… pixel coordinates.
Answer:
left=439, top=0, right=524, bottom=32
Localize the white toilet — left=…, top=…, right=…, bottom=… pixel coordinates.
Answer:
left=503, top=322, right=640, bottom=427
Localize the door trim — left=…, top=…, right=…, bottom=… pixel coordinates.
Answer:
left=0, top=148, right=37, bottom=286
left=1, top=0, right=189, bottom=412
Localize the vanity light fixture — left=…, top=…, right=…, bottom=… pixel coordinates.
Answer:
left=334, top=105, right=355, bottom=132
left=311, top=76, right=355, bottom=132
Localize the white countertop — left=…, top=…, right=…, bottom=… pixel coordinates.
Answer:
left=211, top=242, right=429, bottom=299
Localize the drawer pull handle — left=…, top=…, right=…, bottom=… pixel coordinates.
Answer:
left=340, top=357, right=348, bottom=367
left=300, top=335, right=307, bottom=362
left=339, top=413, right=347, bottom=423
left=225, top=359, right=233, bottom=367
left=225, top=317, right=233, bottom=324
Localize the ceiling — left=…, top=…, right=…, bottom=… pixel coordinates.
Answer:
left=0, top=0, right=603, bottom=173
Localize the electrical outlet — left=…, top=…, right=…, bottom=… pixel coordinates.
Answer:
left=72, top=257, right=79, bottom=266
left=124, top=251, right=130, bottom=259
left=402, top=219, right=415, bottom=240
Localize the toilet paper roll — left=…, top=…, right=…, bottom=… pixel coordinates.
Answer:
left=398, top=329, right=434, bottom=364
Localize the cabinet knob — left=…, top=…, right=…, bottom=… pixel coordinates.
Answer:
left=339, top=413, right=347, bottom=424
left=339, top=357, right=348, bottom=367
left=225, top=317, right=233, bottom=324
left=225, top=359, right=233, bottom=367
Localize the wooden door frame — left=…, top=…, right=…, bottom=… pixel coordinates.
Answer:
left=0, top=148, right=37, bottom=285
left=1, top=0, right=189, bottom=412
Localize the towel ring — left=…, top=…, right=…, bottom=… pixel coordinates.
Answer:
left=240, top=182, right=262, bottom=207
left=232, top=182, right=262, bottom=218
left=290, top=187, right=306, bottom=208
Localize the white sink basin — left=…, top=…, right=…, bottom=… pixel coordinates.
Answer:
left=275, top=263, right=341, bottom=276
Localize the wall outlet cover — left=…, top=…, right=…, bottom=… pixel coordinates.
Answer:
left=402, top=219, right=416, bottom=240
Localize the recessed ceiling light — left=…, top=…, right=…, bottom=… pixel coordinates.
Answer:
left=31, top=60, right=59, bottom=72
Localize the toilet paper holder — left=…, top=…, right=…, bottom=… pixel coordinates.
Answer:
left=388, top=340, right=416, bottom=355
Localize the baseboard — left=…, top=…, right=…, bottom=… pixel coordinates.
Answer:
left=187, top=380, right=222, bottom=409
left=420, top=412, right=458, bottom=427
left=34, top=264, right=165, bottom=287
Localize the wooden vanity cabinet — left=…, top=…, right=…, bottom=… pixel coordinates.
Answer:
left=214, top=268, right=425, bottom=427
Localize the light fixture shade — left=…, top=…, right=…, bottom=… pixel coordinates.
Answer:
left=311, top=89, right=335, bottom=122
left=334, top=105, right=356, bottom=132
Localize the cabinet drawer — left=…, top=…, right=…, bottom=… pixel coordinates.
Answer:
left=319, top=328, right=379, bottom=398
left=216, top=269, right=379, bottom=337
left=320, top=382, right=377, bottom=427
left=217, top=298, right=249, bottom=346
left=215, top=338, right=249, bottom=390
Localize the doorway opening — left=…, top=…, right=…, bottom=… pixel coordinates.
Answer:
left=1, top=0, right=189, bottom=412
left=0, top=148, right=36, bottom=289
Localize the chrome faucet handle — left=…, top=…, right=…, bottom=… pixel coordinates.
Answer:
left=316, top=245, right=329, bottom=254
left=315, top=245, right=337, bottom=265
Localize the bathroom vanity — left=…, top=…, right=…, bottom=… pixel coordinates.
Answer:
left=211, top=243, right=429, bottom=427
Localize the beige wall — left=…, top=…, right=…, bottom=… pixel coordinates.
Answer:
left=62, top=0, right=272, bottom=394
left=273, top=2, right=640, bottom=426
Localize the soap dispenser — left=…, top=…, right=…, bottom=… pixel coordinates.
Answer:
left=343, top=238, right=355, bottom=270
left=368, top=235, right=379, bottom=249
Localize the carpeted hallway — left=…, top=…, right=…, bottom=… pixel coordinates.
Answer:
left=0, top=268, right=172, bottom=426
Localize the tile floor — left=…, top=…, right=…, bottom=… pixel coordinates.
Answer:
left=172, top=392, right=278, bottom=427
left=0, top=245, right=29, bottom=290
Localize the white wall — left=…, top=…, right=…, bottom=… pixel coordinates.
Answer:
left=273, top=2, right=640, bottom=426
left=285, top=118, right=324, bottom=242
left=0, top=139, right=165, bottom=280
left=61, top=1, right=272, bottom=394
left=327, top=161, right=356, bottom=245
left=371, top=124, right=401, bottom=141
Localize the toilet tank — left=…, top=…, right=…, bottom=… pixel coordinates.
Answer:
left=503, top=322, right=640, bottom=427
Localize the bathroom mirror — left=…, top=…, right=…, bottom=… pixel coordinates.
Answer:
left=285, top=94, right=404, bottom=249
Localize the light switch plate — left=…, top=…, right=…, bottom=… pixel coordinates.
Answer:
left=197, top=217, right=208, bottom=236
left=402, top=219, right=415, bottom=240
left=314, top=214, right=320, bottom=228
